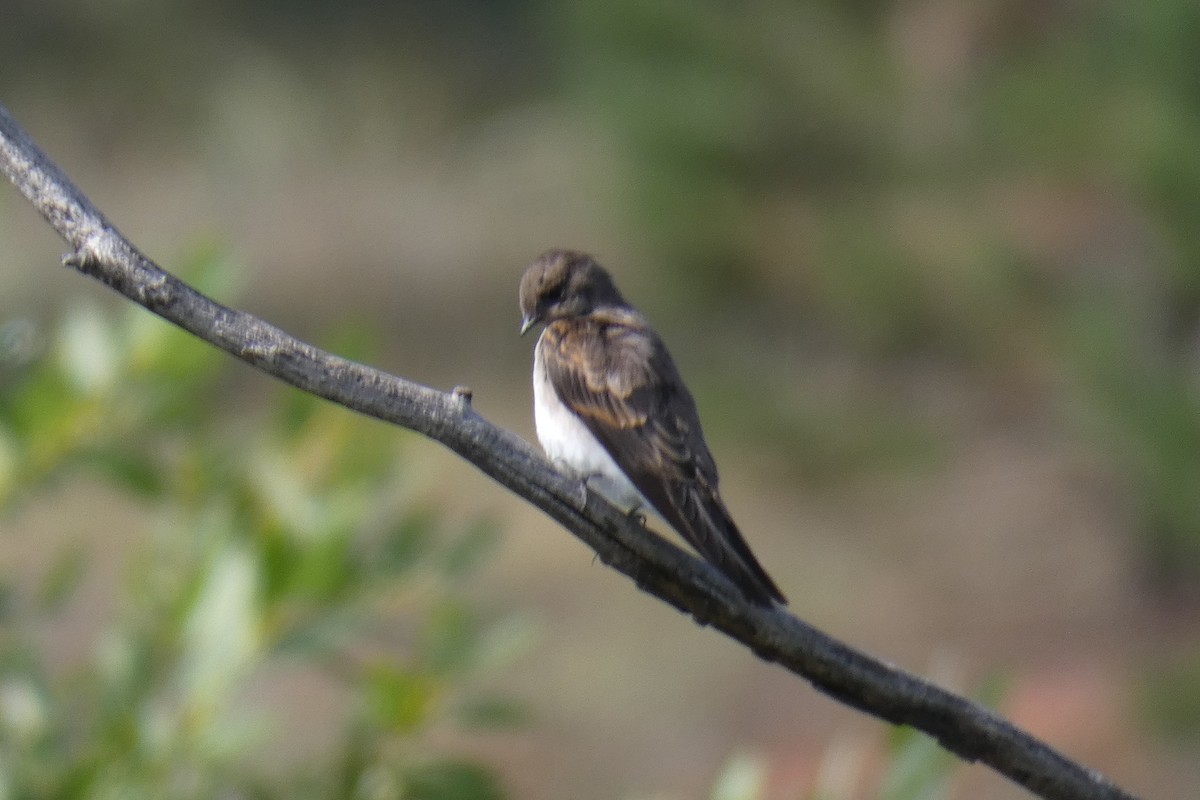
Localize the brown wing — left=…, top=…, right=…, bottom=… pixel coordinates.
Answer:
left=540, top=310, right=785, bottom=605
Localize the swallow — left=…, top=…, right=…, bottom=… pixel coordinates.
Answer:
left=519, top=248, right=786, bottom=606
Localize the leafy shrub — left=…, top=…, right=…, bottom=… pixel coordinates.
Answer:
left=0, top=249, right=528, bottom=799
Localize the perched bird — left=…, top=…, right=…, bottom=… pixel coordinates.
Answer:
left=519, top=249, right=786, bottom=606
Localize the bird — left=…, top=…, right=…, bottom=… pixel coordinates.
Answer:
left=518, top=248, right=786, bottom=606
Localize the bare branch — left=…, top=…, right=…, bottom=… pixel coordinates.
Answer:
left=0, top=103, right=1139, bottom=800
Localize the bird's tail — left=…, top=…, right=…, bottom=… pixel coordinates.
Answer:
left=673, top=487, right=787, bottom=607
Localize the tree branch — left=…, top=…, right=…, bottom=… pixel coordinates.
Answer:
left=0, top=103, right=1139, bottom=800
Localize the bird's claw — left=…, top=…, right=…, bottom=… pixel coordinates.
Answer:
left=575, top=478, right=590, bottom=512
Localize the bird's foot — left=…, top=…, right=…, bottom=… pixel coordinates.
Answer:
left=573, top=476, right=592, bottom=512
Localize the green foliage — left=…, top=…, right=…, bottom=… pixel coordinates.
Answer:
left=690, top=728, right=960, bottom=800
left=6, top=0, right=1198, bottom=597
left=707, top=752, right=767, bottom=800
left=1139, top=647, right=1200, bottom=742
left=0, top=250, right=525, bottom=799
left=875, top=726, right=955, bottom=800
left=551, top=0, right=1200, bottom=591
left=1062, top=292, right=1200, bottom=589
left=690, top=675, right=1009, bottom=800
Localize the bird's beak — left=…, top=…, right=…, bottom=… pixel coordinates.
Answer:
left=520, top=313, right=537, bottom=336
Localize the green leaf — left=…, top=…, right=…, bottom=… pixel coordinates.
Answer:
left=82, top=447, right=167, bottom=497
left=276, top=387, right=326, bottom=438
left=374, top=510, right=438, bottom=577
left=456, top=696, right=530, bottom=730
left=180, top=543, right=261, bottom=708
left=5, top=368, right=77, bottom=447
left=318, top=323, right=381, bottom=366
left=284, top=527, right=356, bottom=603
left=0, top=424, right=18, bottom=507
left=0, top=675, right=51, bottom=746
left=1139, top=649, right=1200, bottom=740
left=37, top=544, right=88, bottom=612
left=403, top=761, right=506, bottom=800
left=879, top=726, right=955, bottom=800
left=472, top=614, right=540, bottom=673
left=274, top=610, right=365, bottom=658
left=709, top=752, right=766, bottom=800
left=366, top=664, right=439, bottom=735
left=0, top=578, right=18, bottom=623
left=422, top=602, right=477, bottom=675
left=440, top=519, right=501, bottom=579
left=58, top=303, right=121, bottom=395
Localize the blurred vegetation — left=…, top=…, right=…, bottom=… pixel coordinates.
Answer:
left=692, top=722, right=960, bottom=800
left=1139, top=645, right=1200, bottom=743
left=547, top=0, right=1200, bottom=590
left=2, top=0, right=1200, bottom=790
left=0, top=250, right=528, bottom=799
left=1, top=2, right=1197, bottom=587
left=696, top=673, right=1006, bottom=800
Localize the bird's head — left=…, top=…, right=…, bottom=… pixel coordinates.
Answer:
left=519, top=249, right=625, bottom=335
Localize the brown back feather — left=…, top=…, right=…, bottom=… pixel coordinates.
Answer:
left=540, top=310, right=785, bottom=605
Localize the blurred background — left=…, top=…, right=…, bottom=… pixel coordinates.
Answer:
left=1, top=1, right=1198, bottom=798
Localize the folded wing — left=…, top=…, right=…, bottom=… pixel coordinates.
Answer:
left=540, top=310, right=786, bottom=606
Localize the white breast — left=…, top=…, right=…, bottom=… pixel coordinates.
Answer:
left=533, top=333, right=647, bottom=511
